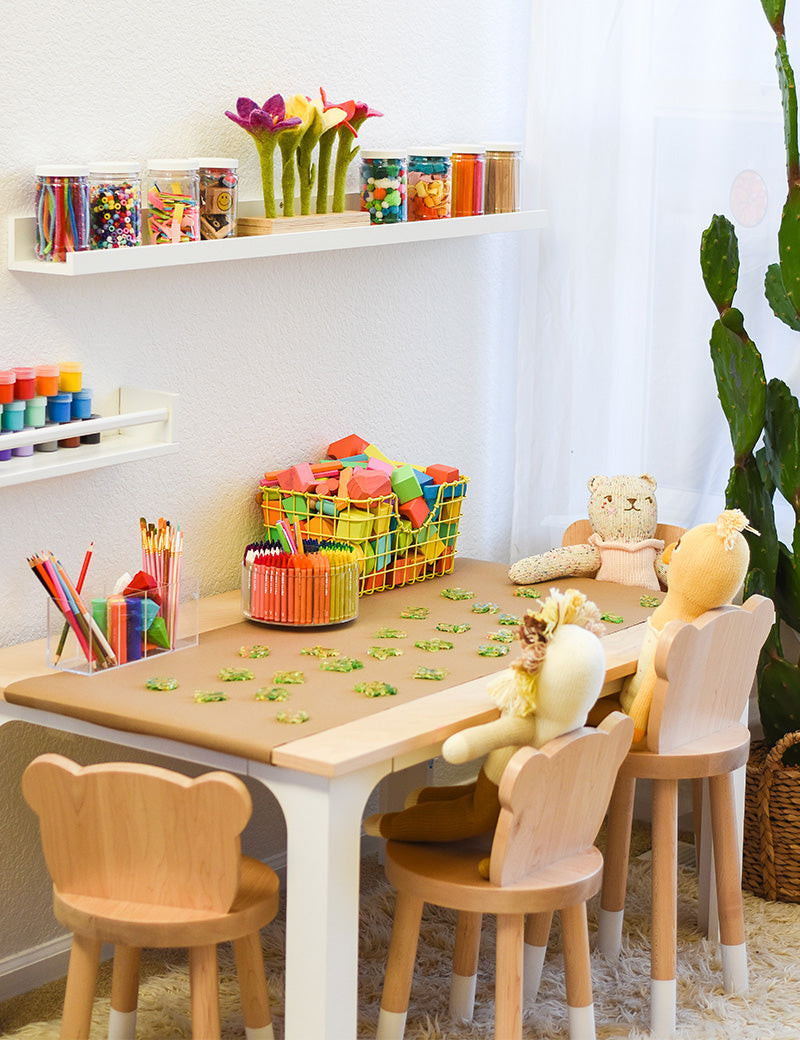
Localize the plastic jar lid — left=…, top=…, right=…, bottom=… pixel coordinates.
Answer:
left=13, top=367, right=35, bottom=378
left=72, top=388, right=92, bottom=399
left=26, top=395, right=47, bottom=406
left=194, top=157, right=239, bottom=168
left=408, top=148, right=452, bottom=158
left=35, top=365, right=59, bottom=376
left=4, top=400, right=25, bottom=412
left=88, top=161, right=141, bottom=175
left=483, top=142, right=523, bottom=153
left=35, top=165, right=90, bottom=177
left=0, top=371, right=14, bottom=383
left=361, top=150, right=407, bottom=160
left=450, top=146, right=486, bottom=154
left=50, top=392, right=73, bottom=402
left=60, top=362, right=82, bottom=371
left=147, top=160, right=198, bottom=172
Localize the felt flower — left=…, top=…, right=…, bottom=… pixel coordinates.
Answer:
left=225, top=95, right=302, bottom=218
left=284, top=94, right=348, bottom=216
left=332, top=100, right=383, bottom=213
left=315, top=89, right=358, bottom=213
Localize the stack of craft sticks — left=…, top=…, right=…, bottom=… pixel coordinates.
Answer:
left=28, top=549, right=115, bottom=670
left=139, top=516, right=183, bottom=647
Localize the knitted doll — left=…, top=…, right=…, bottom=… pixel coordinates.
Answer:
left=509, top=473, right=667, bottom=591
left=363, top=589, right=608, bottom=856
left=619, top=509, right=753, bottom=744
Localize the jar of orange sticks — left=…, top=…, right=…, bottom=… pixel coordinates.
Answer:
left=450, top=147, right=485, bottom=217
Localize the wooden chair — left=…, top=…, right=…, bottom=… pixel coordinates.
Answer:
left=22, top=754, right=280, bottom=1040
left=597, top=595, right=774, bottom=1037
left=562, top=519, right=686, bottom=551
left=375, top=712, right=634, bottom=1040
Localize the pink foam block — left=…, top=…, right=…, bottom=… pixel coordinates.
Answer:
left=276, top=463, right=316, bottom=492
left=426, top=464, right=460, bottom=483
left=367, top=457, right=394, bottom=476
left=315, top=477, right=339, bottom=496
left=348, top=469, right=392, bottom=499
left=328, top=433, right=370, bottom=459
left=398, top=495, right=430, bottom=528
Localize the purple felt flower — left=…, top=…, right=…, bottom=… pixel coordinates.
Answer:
left=225, top=95, right=302, bottom=143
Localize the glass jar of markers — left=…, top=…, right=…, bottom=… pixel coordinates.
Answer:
left=408, top=150, right=451, bottom=220
left=359, top=152, right=407, bottom=224
left=88, top=162, right=141, bottom=248
left=146, top=160, right=200, bottom=245
left=34, top=166, right=89, bottom=261
left=196, top=158, right=238, bottom=239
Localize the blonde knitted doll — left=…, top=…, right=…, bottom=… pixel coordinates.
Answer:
left=363, top=589, right=608, bottom=850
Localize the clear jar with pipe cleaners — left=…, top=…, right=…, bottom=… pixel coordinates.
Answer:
left=146, top=160, right=200, bottom=244
left=34, top=166, right=89, bottom=261
left=195, top=157, right=239, bottom=239
left=483, top=143, right=522, bottom=214
left=88, top=162, right=142, bottom=248
left=450, top=147, right=485, bottom=217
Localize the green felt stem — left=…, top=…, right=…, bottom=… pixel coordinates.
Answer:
left=316, top=133, right=335, bottom=213
left=333, top=125, right=359, bottom=213
left=257, top=139, right=279, bottom=219
left=279, top=138, right=298, bottom=217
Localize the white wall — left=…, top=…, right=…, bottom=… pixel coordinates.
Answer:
left=0, top=0, right=532, bottom=990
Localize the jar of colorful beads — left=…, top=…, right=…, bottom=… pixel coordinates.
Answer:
left=450, top=147, right=485, bottom=217
left=408, top=150, right=451, bottom=221
left=88, top=162, right=142, bottom=248
left=34, top=166, right=89, bottom=261
left=196, top=158, right=239, bottom=239
left=146, top=160, right=200, bottom=245
left=359, top=152, right=407, bottom=224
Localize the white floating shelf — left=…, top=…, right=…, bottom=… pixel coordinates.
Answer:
left=8, top=206, right=546, bottom=276
left=0, top=387, right=177, bottom=487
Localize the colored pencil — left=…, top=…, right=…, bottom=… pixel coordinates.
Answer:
left=54, top=542, right=93, bottom=664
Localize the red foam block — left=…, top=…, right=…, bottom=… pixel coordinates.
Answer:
left=328, top=433, right=370, bottom=459
left=276, top=463, right=316, bottom=492
left=426, top=464, right=460, bottom=483
left=348, top=469, right=392, bottom=499
left=398, top=496, right=430, bottom=528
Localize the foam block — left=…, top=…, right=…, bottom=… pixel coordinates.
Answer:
left=328, top=434, right=370, bottom=459
left=276, top=463, right=316, bottom=492
left=426, top=464, right=460, bottom=483
left=399, top=496, right=430, bottom=528
left=335, top=507, right=375, bottom=541
left=348, top=469, right=392, bottom=499
left=391, top=463, right=423, bottom=504
left=366, top=456, right=394, bottom=476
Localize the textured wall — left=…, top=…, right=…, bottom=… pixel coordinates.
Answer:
left=0, top=0, right=531, bottom=976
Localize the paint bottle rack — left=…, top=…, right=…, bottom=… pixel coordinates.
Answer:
left=7, top=204, right=547, bottom=276
left=0, top=387, right=177, bottom=488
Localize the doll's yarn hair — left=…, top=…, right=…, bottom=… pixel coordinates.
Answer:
left=715, top=508, right=757, bottom=549
left=489, top=589, right=604, bottom=717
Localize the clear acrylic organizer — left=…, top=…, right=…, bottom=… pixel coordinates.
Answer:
left=47, top=576, right=198, bottom=674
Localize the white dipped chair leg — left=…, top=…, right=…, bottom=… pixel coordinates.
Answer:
left=449, top=910, right=481, bottom=1021
left=107, top=1009, right=137, bottom=1040
left=650, top=978, right=677, bottom=1037
left=568, top=1002, right=597, bottom=1040
left=523, top=911, right=552, bottom=1003
left=596, top=908, right=624, bottom=960
left=721, top=943, right=748, bottom=994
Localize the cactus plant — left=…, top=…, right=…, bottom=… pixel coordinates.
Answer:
left=700, top=0, right=800, bottom=763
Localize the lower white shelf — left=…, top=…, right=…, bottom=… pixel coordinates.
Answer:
left=0, top=387, right=177, bottom=488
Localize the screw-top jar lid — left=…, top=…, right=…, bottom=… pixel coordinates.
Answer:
left=450, top=145, right=486, bottom=154
left=147, top=159, right=199, bottom=172
left=87, top=161, right=141, bottom=174
left=483, top=142, right=523, bottom=153
left=35, top=165, right=90, bottom=177
left=408, top=148, right=452, bottom=158
left=193, top=157, right=239, bottom=168
left=360, top=150, right=407, bottom=160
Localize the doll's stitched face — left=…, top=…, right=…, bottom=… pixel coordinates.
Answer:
left=587, top=474, right=658, bottom=542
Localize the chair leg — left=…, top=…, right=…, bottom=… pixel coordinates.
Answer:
left=495, top=914, right=524, bottom=1040
left=523, top=911, right=553, bottom=1003
left=708, top=771, right=748, bottom=994
left=189, top=945, right=221, bottom=1040
left=449, top=910, right=481, bottom=1022
left=377, top=892, right=424, bottom=1040
left=233, top=931, right=274, bottom=1040
left=650, top=777, right=678, bottom=1038
left=109, top=945, right=140, bottom=1040
left=598, top=774, right=636, bottom=959
left=560, top=904, right=596, bottom=1040
left=60, top=933, right=102, bottom=1040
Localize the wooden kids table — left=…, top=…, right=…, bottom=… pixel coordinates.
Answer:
left=0, top=559, right=652, bottom=1040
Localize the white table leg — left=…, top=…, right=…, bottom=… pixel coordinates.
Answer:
left=251, top=760, right=388, bottom=1040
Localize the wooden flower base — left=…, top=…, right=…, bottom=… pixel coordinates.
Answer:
left=237, top=212, right=371, bottom=236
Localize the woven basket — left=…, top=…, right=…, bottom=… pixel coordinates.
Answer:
left=742, top=733, right=800, bottom=902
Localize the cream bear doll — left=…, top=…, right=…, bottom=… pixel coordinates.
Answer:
left=363, top=589, right=608, bottom=858
left=509, top=473, right=667, bottom=591
left=619, top=509, right=752, bottom=744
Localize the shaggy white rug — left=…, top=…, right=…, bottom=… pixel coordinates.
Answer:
left=3, top=851, right=800, bottom=1039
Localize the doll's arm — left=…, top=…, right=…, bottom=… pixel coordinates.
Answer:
left=508, top=544, right=600, bottom=585
left=443, top=714, right=538, bottom=764
left=654, top=549, right=669, bottom=588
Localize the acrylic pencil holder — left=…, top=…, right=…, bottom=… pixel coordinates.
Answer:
left=47, top=576, right=198, bottom=674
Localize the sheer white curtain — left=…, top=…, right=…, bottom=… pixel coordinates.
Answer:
left=511, top=0, right=800, bottom=563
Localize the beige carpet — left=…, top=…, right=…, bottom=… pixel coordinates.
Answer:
left=2, top=835, right=800, bottom=1039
